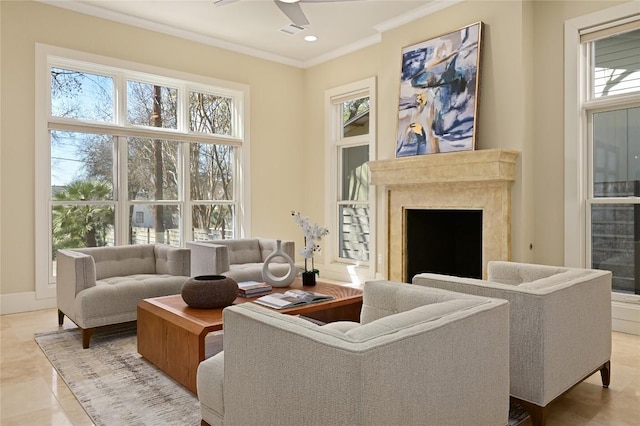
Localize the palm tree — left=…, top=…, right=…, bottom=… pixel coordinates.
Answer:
left=52, top=180, right=114, bottom=251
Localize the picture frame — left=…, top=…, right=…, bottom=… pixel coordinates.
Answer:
left=396, top=22, right=484, bottom=157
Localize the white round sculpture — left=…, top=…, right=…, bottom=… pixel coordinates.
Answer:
left=261, top=239, right=297, bottom=287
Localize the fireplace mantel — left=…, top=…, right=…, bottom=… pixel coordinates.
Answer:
left=369, top=149, right=519, bottom=281
left=369, top=149, right=518, bottom=186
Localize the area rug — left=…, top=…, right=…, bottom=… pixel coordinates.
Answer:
left=35, top=325, right=202, bottom=426
left=36, top=325, right=529, bottom=426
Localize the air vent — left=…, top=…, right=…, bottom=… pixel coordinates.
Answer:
left=279, top=23, right=305, bottom=35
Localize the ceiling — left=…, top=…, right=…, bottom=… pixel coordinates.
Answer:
left=39, top=0, right=454, bottom=68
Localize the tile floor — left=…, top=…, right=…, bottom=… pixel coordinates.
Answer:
left=1, top=308, right=638, bottom=425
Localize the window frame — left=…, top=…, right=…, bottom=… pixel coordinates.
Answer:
left=35, top=44, right=251, bottom=299
left=564, top=2, right=640, bottom=306
left=324, top=77, right=377, bottom=283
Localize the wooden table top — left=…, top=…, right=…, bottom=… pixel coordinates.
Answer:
left=138, top=278, right=363, bottom=331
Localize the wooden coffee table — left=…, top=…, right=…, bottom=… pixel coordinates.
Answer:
left=137, top=279, right=363, bottom=394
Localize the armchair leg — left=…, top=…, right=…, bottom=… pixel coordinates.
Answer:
left=82, top=328, right=96, bottom=349
left=58, top=310, right=64, bottom=326
left=512, top=361, right=610, bottom=426
left=600, top=360, right=611, bottom=388
left=512, top=398, right=548, bottom=426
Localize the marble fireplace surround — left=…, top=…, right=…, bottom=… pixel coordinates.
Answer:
left=369, top=149, right=519, bottom=281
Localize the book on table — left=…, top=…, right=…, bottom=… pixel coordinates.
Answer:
left=237, top=281, right=272, bottom=298
left=254, top=289, right=334, bottom=309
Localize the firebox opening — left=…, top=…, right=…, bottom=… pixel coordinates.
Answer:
left=405, top=209, right=483, bottom=282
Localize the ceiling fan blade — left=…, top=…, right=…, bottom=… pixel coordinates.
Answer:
left=274, top=0, right=310, bottom=26
left=212, top=0, right=240, bottom=6
left=301, top=0, right=362, bottom=3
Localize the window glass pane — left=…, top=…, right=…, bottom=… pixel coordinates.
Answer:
left=591, top=203, right=639, bottom=294
left=189, top=91, right=232, bottom=135
left=593, top=28, right=640, bottom=98
left=339, top=205, right=370, bottom=261
left=341, top=145, right=369, bottom=201
left=52, top=205, right=115, bottom=251
left=128, top=138, right=179, bottom=201
left=190, top=143, right=234, bottom=201
left=51, top=131, right=113, bottom=199
left=192, top=204, right=235, bottom=240
left=127, top=81, right=178, bottom=129
left=593, top=107, right=640, bottom=197
left=51, top=67, right=114, bottom=122
left=130, top=204, right=180, bottom=246
left=342, top=97, right=370, bottom=137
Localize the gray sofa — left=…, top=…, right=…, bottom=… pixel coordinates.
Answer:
left=413, top=261, right=612, bottom=426
left=57, top=244, right=191, bottom=348
left=187, top=238, right=298, bottom=282
left=197, top=280, right=510, bottom=426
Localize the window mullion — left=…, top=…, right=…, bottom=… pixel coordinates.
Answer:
left=181, top=141, right=191, bottom=246
left=117, top=135, right=129, bottom=246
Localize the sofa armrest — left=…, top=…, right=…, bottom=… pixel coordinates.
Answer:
left=57, top=249, right=97, bottom=294
left=187, top=241, right=230, bottom=276
left=56, top=249, right=97, bottom=320
left=488, top=261, right=568, bottom=284
left=154, top=244, right=191, bottom=276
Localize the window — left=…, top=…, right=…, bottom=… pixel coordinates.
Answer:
left=36, top=45, right=250, bottom=297
left=325, top=78, right=376, bottom=282
left=565, top=6, right=640, bottom=301
left=585, top=24, right=640, bottom=295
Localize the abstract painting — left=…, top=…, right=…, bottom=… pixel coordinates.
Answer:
left=396, top=22, right=483, bottom=157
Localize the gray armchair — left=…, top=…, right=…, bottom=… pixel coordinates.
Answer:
left=413, top=261, right=612, bottom=426
left=196, top=280, right=510, bottom=426
left=56, top=244, right=190, bottom=348
left=187, top=238, right=298, bottom=282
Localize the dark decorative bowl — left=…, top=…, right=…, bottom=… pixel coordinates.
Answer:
left=181, top=275, right=239, bottom=309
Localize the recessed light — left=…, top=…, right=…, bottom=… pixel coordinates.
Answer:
left=279, top=0, right=300, bottom=3
left=304, top=35, right=318, bottom=42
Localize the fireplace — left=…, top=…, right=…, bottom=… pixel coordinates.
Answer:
left=406, top=209, right=483, bottom=282
left=369, top=149, right=518, bottom=281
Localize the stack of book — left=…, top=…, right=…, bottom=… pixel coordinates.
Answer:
left=254, top=289, right=334, bottom=309
left=237, top=281, right=272, bottom=298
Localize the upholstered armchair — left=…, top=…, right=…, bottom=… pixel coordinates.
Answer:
left=413, top=261, right=612, bottom=426
left=197, top=280, right=510, bottom=426
left=56, top=244, right=190, bottom=348
left=187, top=238, right=298, bottom=282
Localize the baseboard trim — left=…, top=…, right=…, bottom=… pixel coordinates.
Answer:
left=612, top=301, right=640, bottom=336
left=0, top=291, right=56, bottom=315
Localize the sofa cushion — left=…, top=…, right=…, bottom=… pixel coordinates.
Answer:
left=361, top=280, right=483, bottom=324
left=74, top=274, right=187, bottom=328
left=320, top=321, right=361, bottom=333
left=518, top=269, right=592, bottom=291
left=154, top=244, right=190, bottom=276
left=75, top=245, right=157, bottom=280
left=489, top=261, right=567, bottom=285
left=223, top=239, right=262, bottom=265
left=346, top=298, right=490, bottom=341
